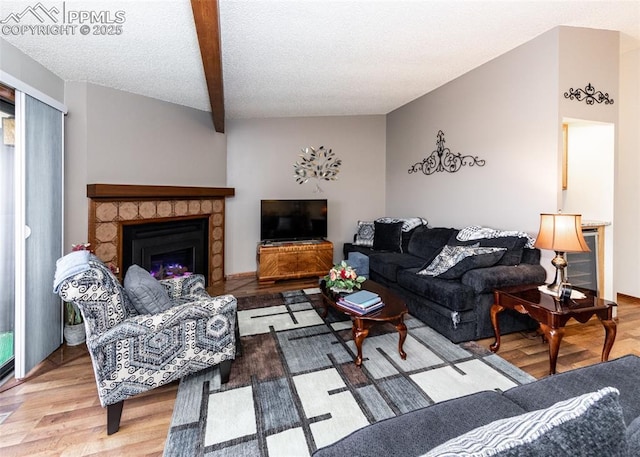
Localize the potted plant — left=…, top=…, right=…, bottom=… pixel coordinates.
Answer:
left=63, top=301, right=85, bottom=346
left=324, top=261, right=366, bottom=293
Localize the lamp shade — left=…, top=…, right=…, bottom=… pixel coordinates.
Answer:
left=534, top=213, right=590, bottom=253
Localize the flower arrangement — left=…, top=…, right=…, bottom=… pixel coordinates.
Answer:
left=324, top=261, right=366, bottom=293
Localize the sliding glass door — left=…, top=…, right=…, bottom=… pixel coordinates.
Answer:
left=0, top=98, right=15, bottom=379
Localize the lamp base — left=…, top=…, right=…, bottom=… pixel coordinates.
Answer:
left=545, top=251, right=568, bottom=295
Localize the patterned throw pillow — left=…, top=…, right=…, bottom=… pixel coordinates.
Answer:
left=354, top=221, right=375, bottom=247
left=376, top=216, right=428, bottom=232
left=417, top=244, right=505, bottom=278
left=422, top=387, right=627, bottom=457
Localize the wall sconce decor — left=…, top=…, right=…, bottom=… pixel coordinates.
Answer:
left=2, top=117, right=15, bottom=146
left=293, top=145, right=342, bottom=192
left=564, top=83, right=614, bottom=105
left=408, top=130, right=485, bottom=175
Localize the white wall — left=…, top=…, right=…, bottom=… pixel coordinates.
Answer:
left=64, top=82, right=227, bottom=251
left=226, top=116, right=386, bottom=275
left=615, top=47, right=640, bottom=297
left=386, top=28, right=560, bottom=239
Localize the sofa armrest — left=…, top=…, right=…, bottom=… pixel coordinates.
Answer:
left=160, top=274, right=207, bottom=299
left=461, top=264, right=546, bottom=294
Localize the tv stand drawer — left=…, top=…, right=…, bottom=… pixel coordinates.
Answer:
left=257, top=240, right=333, bottom=282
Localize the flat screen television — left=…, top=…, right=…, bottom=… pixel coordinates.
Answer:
left=261, top=199, right=328, bottom=242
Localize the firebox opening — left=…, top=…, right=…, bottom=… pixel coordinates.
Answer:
left=122, top=218, right=209, bottom=286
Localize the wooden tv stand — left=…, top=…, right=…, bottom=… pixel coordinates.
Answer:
left=257, top=240, right=334, bottom=283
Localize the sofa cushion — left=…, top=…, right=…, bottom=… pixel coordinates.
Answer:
left=451, top=235, right=527, bottom=266
left=368, top=252, right=425, bottom=283
left=461, top=264, right=547, bottom=294
left=407, top=227, right=458, bottom=263
left=423, top=387, right=627, bottom=457
left=313, top=391, right=527, bottom=457
left=417, top=244, right=506, bottom=278
left=503, top=354, right=640, bottom=425
left=373, top=221, right=403, bottom=252
left=397, top=268, right=475, bottom=312
left=124, top=265, right=173, bottom=314
left=354, top=221, right=375, bottom=247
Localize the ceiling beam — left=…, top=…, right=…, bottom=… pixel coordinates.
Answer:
left=191, top=0, right=225, bottom=133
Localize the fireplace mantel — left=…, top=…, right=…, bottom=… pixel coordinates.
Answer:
left=87, top=184, right=235, bottom=200
left=86, top=184, right=235, bottom=285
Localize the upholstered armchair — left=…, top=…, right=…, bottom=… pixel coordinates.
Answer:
left=54, top=252, right=237, bottom=434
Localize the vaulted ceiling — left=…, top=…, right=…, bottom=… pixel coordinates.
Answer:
left=2, top=0, right=639, bottom=132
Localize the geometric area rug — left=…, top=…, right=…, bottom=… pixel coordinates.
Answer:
left=163, top=288, right=535, bottom=457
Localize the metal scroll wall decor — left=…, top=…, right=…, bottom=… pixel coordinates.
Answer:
left=293, top=145, right=342, bottom=193
left=408, top=130, right=485, bottom=175
left=564, top=83, right=614, bottom=105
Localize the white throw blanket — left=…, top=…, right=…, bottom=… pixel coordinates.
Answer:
left=53, top=250, right=91, bottom=293
left=456, top=225, right=536, bottom=248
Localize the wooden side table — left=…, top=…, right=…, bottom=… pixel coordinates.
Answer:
left=490, top=284, right=617, bottom=375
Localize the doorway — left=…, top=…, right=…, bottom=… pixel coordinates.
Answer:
left=561, top=120, right=615, bottom=299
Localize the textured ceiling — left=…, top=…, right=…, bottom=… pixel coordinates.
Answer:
left=1, top=0, right=639, bottom=119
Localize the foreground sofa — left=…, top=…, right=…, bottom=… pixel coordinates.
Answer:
left=344, top=221, right=547, bottom=342
left=314, top=355, right=640, bottom=456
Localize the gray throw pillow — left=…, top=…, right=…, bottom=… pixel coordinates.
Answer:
left=124, top=264, right=173, bottom=314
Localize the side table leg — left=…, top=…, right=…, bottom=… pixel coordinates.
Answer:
left=395, top=317, right=407, bottom=360
left=540, top=323, right=564, bottom=375
left=489, top=304, right=504, bottom=352
left=599, top=318, right=617, bottom=362
left=353, top=318, right=369, bottom=367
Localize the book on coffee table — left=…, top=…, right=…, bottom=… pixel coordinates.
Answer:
left=342, top=290, right=381, bottom=308
left=336, top=299, right=384, bottom=315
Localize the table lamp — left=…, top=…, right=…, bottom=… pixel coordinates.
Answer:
left=534, top=213, right=590, bottom=294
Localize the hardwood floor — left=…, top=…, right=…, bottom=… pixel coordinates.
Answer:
left=1, top=277, right=638, bottom=456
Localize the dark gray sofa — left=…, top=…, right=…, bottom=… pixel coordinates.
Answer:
left=314, top=355, right=640, bottom=456
left=344, top=225, right=547, bottom=343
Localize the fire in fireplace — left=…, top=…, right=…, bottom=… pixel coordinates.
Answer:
left=121, top=218, right=209, bottom=285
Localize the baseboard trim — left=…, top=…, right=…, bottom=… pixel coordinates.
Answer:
left=225, top=271, right=257, bottom=280
left=617, top=293, right=640, bottom=304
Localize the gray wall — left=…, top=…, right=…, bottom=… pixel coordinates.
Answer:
left=386, top=28, right=560, bottom=238
left=64, top=82, right=227, bottom=250
left=226, top=116, right=386, bottom=275
left=0, top=38, right=64, bottom=103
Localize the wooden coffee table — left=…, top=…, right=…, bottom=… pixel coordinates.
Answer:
left=490, top=284, right=617, bottom=375
left=320, top=280, right=408, bottom=367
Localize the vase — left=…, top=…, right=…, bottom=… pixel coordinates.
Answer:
left=64, top=323, right=86, bottom=346
left=331, top=287, right=354, bottom=294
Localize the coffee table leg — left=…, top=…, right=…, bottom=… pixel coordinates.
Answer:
left=489, top=304, right=504, bottom=352
left=540, top=323, right=564, bottom=375
left=353, top=318, right=369, bottom=367
left=396, top=317, right=407, bottom=360
left=599, top=318, right=617, bottom=362
left=320, top=296, right=329, bottom=319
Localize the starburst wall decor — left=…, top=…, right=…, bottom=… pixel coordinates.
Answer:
left=293, top=146, right=342, bottom=192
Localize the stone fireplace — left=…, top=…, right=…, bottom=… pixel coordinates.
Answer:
left=87, top=184, right=235, bottom=285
